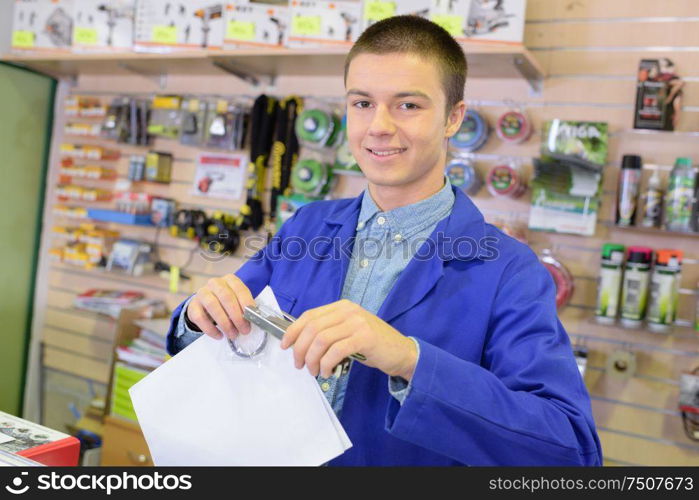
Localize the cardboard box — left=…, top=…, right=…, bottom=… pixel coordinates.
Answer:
left=72, top=0, right=135, bottom=52
left=287, top=0, right=362, bottom=48
left=0, top=411, right=80, bottom=466
left=11, top=0, right=75, bottom=52
left=134, top=0, right=225, bottom=51
left=429, top=0, right=526, bottom=44
left=360, top=0, right=430, bottom=31
left=223, top=1, right=290, bottom=49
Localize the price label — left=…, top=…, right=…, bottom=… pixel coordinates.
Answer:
left=12, top=30, right=34, bottom=48
left=74, top=27, right=99, bottom=45
left=226, top=20, right=255, bottom=40
left=291, top=15, right=321, bottom=37
left=364, top=1, right=396, bottom=22
left=169, top=266, right=180, bottom=294
left=431, top=14, right=463, bottom=37
left=151, top=25, right=178, bottom=44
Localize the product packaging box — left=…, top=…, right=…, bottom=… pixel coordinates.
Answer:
left=360, top=0, right=429, bottom=31
left=223, top=1, right=290, bottom=49
left=529, top=120, right=609, bottom=237
left=429, top=0, right=526, bottom=44
left=133, top=0, right=225, bottom=52
left=287, top=0, right=362, bottom=48
left=72, top=0, right=135, bottom=52
left=0, top=411, right=80, bottom=466
left=633, top=58, right=684, bottom=131
left=11, top=0, right=75, bottom=52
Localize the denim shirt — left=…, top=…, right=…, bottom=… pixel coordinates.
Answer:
left=174, top=177, right=455, bottom=416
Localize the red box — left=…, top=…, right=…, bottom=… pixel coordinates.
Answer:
left=0, top=411, right=80, bottom=466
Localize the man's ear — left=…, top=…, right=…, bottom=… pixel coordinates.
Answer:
left=445, top=100, right=467, bottom=138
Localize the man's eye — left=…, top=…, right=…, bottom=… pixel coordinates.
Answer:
left=400, top=103, right=420, bottom=110
left=353, top=101, right=371, bottom=109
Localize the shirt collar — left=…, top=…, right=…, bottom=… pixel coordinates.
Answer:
left=356, top=177, right=455, bottom=238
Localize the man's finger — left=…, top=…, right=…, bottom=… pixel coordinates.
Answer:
left=283, top=300, right=349, bottom=349
left=199, top=289, right=237, bottom=338
left=303, top=324, right=352, bottom=377
left=225, top=274, right=255, bottom=334
left=291, top=310, right=347, bottom=369
left=188, top=299, right=224, bottom=340
left=319, top=338, right=360, bottom=378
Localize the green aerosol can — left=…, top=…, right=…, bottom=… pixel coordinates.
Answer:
left=620, top=246, right=653, bottom=327
left=647, top=249, right=683, bottom=331
left=664, top=157, right=696, bottom=232
left=595, top=243, right=626, bottom=323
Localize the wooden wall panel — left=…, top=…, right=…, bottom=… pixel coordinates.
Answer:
left=527, top=0, right=699, bottom=21
left=25, top=4, right=699, bottom=465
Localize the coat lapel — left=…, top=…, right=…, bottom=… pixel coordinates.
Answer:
left=322, top=192, right=364, bottom=302
left=377, top=187, right=487, bottom=324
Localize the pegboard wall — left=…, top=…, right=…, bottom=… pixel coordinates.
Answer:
left=21, top=0, right=699, bottom=466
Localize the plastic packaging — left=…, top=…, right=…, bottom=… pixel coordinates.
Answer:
left=449, top=110, right=489, bottom=152
left=295, top=108, right=342, bottom=149
left=445, top=158, right=482, bottom=195
left=539, top=249, right=574, bottom=309
left=486, top=163, right=527, bottom=198
left=495, top=109, right=532, bottom=144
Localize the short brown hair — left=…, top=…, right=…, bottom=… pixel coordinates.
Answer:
left=344, top=15, right=467, bottom=117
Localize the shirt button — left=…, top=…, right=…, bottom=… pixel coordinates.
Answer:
left=356, top=221, right=365, bottom=230
left=360, top=258, right=369, bottom=268
left=377, top=216, right=386, bottom=225
left=321, top=382, right=331, bottom=392
left=393, top=233, right=402, bottom=242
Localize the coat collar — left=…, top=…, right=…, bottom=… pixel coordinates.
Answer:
left=322, top=185, right=489, bottom=323
left=323, top=185, right=487, bottom=255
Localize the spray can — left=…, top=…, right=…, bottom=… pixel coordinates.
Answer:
left=595, top=243, right=626, bottom=324
left=616, top=155, right=642, bottom=226
left=641, top=169, right=664, bottom=228
left=647, top=249, right=683, bottom=331
left=664, top=157, right=696, bottom=232
left=620, top=246, right=653, bottom=327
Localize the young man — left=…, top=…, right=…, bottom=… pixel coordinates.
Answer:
left=166, top=16, right=603, bottom=466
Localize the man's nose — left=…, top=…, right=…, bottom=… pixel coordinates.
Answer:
left=367, top=104, right=396, bottom=136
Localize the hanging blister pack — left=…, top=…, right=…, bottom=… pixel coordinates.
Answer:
left=147, top=95, right=183, bottom=139
left=101, top=97, right=151, bottom=145
left=205, top=98, right=251, bottom=150
left=180, top=97, right=209, bottom=147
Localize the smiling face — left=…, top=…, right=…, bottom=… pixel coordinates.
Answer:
left=345, top=52, right=465, bottom=206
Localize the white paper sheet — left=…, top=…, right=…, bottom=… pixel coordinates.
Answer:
left=129, top=286, right=351, bottom=465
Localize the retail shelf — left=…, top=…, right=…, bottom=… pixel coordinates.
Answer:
left=616, top=129, right=699, bottom=139
left=606, top=223, right=699, bottom=240
left=1, top=42, right=545, bottom=91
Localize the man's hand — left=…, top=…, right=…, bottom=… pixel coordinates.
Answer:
left=281, top=299, right=418, bottom=381
left=186, top=274, right=255, bottom=340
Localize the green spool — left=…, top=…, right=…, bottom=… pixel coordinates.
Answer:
left=295, top=108, right=342, bottom=147
left=296, top=109, right=331, bottom=144
left=292, top=158, right=327, bottom=196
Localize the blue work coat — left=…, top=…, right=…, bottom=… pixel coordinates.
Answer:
left=166, top=185, right=603, bottom=466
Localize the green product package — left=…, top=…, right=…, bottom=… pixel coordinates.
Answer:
left=541, top=120, right=609, bottom=167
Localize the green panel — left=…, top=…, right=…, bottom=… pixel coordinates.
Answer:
left=0, top=63, right=55, bottom=415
